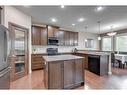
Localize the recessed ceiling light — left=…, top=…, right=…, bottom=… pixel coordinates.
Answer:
left=51, top=18, right=57, bottom=22
left=72, top=24, right=75, bottom=26
left=61, top=5, right=65, bottom=8
left=97, top=6, right=103, bottom=11
left=78, top=18, right=85, bottom=22
left=85, top=39, right=87, bottom=42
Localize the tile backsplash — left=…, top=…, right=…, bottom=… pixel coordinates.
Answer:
left=32, top=45, right=76, bottom=54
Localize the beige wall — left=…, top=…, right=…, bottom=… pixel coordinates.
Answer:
left=2, top=6, right=32, bottom=74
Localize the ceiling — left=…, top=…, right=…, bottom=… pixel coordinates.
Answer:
left=15, top=6, right=127, bottom=34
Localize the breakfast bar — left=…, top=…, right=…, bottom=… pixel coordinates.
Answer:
left=43, top=54, right=84, bottom=89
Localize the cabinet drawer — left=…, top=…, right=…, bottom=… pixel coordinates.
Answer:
left=32, top=54, right=43, bottom=57
left=32, top=62, right=45, bottom=70
left=32, top=61, right=42, bottom=65
left=32, top=58, right=43, bottom=62
left=32, top=65, right=43, bottom=70
left=31, top=54, right=45, bottom=70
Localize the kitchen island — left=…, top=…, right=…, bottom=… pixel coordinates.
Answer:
left=43, top=54, right=84, bottom=89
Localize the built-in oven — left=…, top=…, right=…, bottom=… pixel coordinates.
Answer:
left=48, top=37, right=59, bottom=46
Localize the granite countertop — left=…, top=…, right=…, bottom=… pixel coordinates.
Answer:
left=76, top=51, right=110, bottom=56
left=43, top=54, right=84, bottom=62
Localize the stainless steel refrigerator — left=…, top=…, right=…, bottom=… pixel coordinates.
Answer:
left=0, top=25, right=11, bottom=89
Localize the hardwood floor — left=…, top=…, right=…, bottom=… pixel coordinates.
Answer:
left=10, top=70, right=45, bottom=89
left=10, top=68, right=127, bottom=89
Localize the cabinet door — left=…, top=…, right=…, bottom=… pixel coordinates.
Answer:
left=40, top=27, right=47, bottom=45
left=47, top=26, right=54, bottom=38
left=0, top=7, right=2, bottom=24
left=31, top=54, right=44, bottom=70
left=74, top=32, right=78, bottom=46
left=75, top=59, right=84, bottom=84
left=53, top=28, right=59, bottom=37
left=69, top=32, right=74, bottom=46
left=64, top=31, right=70, bottom=46
left=49, top=61, right=63, bottom=89
left=64, top=60, right=74, bottom=88
left=48, top=26, right=59, bottom=38
left=32, top=26, right=41, bottom=45
left=58, top=31, right=65, bottom=46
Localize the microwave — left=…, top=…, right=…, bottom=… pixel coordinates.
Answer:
left=48, top=37, right=59, bottom=45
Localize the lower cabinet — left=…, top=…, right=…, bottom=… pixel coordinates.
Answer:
left=64, top=60, right=74, bottom=88
left=31, top=54, right=45, bottom=70
left=48, top=61, right=63, bottom=89
left=72, top=53, right=88, bottom=69
left=75, top=59, right=84, bottom=85
left=44, top=59, right=84, bottom=89
left=64, top=59, right=84, bottom=89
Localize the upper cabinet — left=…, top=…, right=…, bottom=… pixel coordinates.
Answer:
left=47, top=26, right=59, bottom=38
left=73, top=32, right=78, bottom=46
left=69, top=32, right=74, bottom=46
left=32, top=25, right=47, bottom=45
left=31, top=25, right=78, bottom=46
left=64, top=31, right=78, bottom=46
left=58, top=30, right=65, bottom=46
left=64, top=31, right=70, bottom=46
left=0, top=7, right=2, bottom=24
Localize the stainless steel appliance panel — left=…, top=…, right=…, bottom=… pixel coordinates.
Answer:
left=0, top=67, right=11, bottom=89
left=0, top=25, right=11, bottom=89
left=0, top=25, right=9, bottom=71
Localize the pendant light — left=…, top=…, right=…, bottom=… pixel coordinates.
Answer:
left=107, top=26, right=117, bottom=36
left=97, top=21, right=101, bottom=40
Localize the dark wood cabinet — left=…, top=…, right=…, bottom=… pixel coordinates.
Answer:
left=72, top=53, right=88, bottom=69
left=73, top=32, right=78, bottom=46
left=48, top=61, right=63, bottom=89
left=63, top=31, right=78, bottom=46
left=40, top=27, right=48, bottom=45
left=44, top=58, right=84, bottom=89
left=31, top=25, right=78, bottom=46
left=69, top=32, right=74, bottom=46
left=0, top=7, right=2, bottom=24
left=32, top=26, right=47, bottom=45
left=58, top=30, right=65, bottom=46
left=64, top=31, right=70, bottom=46
left=75, top=59, right=84, bottom=85
left=47, top=25, right=59, bottom=38
left=32, top=26, right=41, bottom=45
left=64, top=60, right=74, bottom=88
left=47, top=26, right=54, bottom=37
left=31, top=54, right=45, bottom=70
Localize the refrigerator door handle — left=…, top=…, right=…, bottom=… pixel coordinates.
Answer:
left=4, top=30, right=7, bottom=62
left=4, top=28, right=11, bottom=63
left=0, top=67, right=11, bottom=78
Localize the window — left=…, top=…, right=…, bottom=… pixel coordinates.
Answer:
left=115, top=35, right=127, bottom=51
left=102, top=37, right=112, bottom=51
left=85, top=39, right=94, bottom=48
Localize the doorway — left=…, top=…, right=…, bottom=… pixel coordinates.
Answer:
left=9, top=22, right=29, bottom=82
